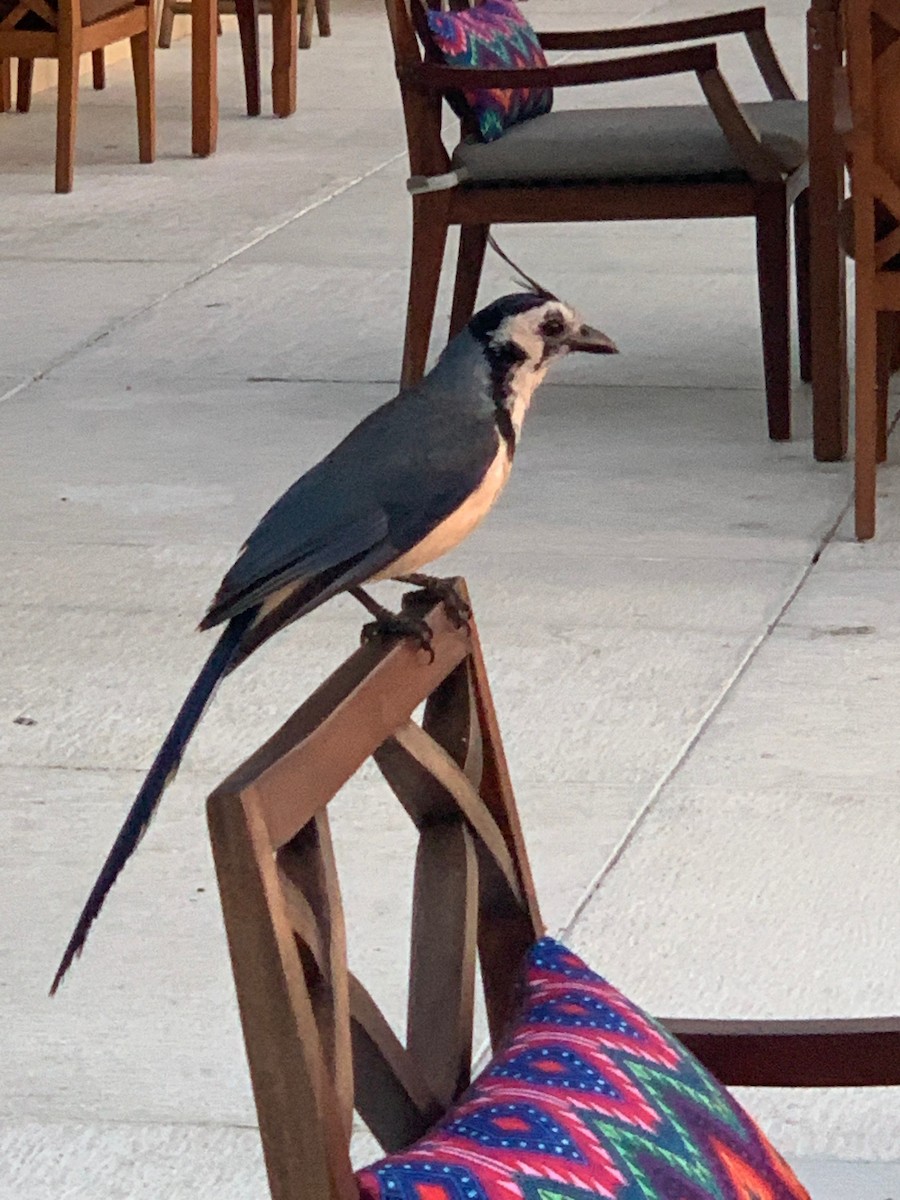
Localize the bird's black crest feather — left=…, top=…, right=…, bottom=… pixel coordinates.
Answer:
left=487, top=235, right=558, bottom=302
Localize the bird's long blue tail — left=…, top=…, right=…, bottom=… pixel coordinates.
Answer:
left=50, top=607, right=257, bottom=995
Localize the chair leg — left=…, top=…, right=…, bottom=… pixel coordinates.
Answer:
left=234, top=0, right=261, bottom=116
left=449, top=224, right=489, bottom=340
left=315, top=0, right=330, bottom=37
left=158, top=0, right=175, bottom=47
left=299, top=0, right=314, bottom=49
left=401, top=195, right=449, bottom=388
left=0, top=59, right=10, bottom=112
left=793, top=188, right=812, bottom=384
left=92, top=48, right=105, bottom=90
left=271, top=0, right=296, bottom=115
left=16, top=57, right=33, bottom=112
left=55, top=42, right=79, bottom=192
left=130, top=22, right=156, bottom=163
left=754, top=185, right=792, bottom=441
left=855, top=295, right=879, bottom=541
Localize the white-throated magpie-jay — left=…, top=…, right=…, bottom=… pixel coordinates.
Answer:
left=51, top=290, right=615, bottom=993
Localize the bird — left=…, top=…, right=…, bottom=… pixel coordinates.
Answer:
left=50, top=287, right=617, bottom=995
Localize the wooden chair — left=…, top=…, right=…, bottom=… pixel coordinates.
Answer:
left=155, top=0, right=328, bottom=117
left=386, top=3, right=812, bottom=446
left=844, top=0, right=900, bottom=538
left=0, top=0, right=154, bottom=191
left=206, top=582, right=900, bottom=1199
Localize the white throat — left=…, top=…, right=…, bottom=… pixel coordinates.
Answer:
left=505, top=354, right=550, bottom=439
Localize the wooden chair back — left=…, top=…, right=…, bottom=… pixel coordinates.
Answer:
left=843, top=0, right=900, bottom=535
left=384, top=0, right=453, bottom=178
left=208, top=581, right=900, bottom=1200
left=206, top=585, right=543, bottom=1200
left=0, top=0, right=130, bottom=31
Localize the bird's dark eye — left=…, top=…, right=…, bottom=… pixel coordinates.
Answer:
left=540, top=313, right=566, bottom=339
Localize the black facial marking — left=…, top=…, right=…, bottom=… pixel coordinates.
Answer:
left=539, top=311, right=565, bottom=340
left=485, top=338, right=526, bottom=460
left=495, top=406, right=517, bottom=460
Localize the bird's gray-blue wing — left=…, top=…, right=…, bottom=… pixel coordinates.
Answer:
left=202, top=383, right=499, bottom=631
left=201, top=500, right=392, bottom=629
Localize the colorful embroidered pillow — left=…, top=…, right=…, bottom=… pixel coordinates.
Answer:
left=357, top=938, right=809, bottom=1200
left=425, top=0, right=552, bottom=143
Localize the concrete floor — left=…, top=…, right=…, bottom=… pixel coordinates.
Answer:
left=1, top=0, right=898, bottom=1195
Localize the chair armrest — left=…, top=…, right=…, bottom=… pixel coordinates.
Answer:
left=662, top=1016, right=900, bottom=1087
left=399, top=42, right=788, bottom=183
left=539, top=7, right=768, bottom=51
left=538, top=6, right=795, bottom=101
left=398, top=43, right=720, bottom=93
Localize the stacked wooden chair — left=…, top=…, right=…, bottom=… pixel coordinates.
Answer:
left=0, top=0, right=154, bottom=191
left=844, top=0, right=900, bottom=538
left=206, top=583, right=900, bottom=1199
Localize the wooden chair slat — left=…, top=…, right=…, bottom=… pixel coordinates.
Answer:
left=0, top=3, right=35, bottom=28
left=873, top=0, right=900, bottom=30
left=276, top=866, right=326, bottom=969
left=466, top=620, right=541, bottom=932
left=349, top=977, right=444, bottom=1151
left=872, top=162, right=900, bottom=219
left=27, top=0, right=57, bottom=23
left=375, top=721, right=524, bottom=907
left=279, top=812, right=355, bottom=1139
left=407, top=821, right=479, bottom=1105
left=421, top=658, right=484, bottom=784
left=875, top=222, right=900, bottom=265
left=666, top=1017, right=900, bottom=1086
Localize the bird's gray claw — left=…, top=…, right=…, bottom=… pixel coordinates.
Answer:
left=399, top=577, right=471, bottom=631
left=441, top=587, right=472, bottom=631
left=361, top=614, right=436, bottom=663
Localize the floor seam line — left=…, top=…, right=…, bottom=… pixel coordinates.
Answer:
left=556, top=487, right=855, bottom=944
left=0, top=151, right=407, bottom=408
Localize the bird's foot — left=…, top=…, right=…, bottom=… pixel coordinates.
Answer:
left=394, top=574, right=471, bottom=630
left=360, top=609, right=435, bottom=663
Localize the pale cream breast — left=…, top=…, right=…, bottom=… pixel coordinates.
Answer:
left=369, top=442, right=512, bottom=580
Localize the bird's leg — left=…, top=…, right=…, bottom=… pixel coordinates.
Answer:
left=393, top=573, right=471, bottom=629
left=349, top=586, right=435, bottom=662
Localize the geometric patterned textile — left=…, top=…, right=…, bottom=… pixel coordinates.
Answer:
left=425, top=0, right=553, bottom=142
left=356, top=938, right=810, bottom=1200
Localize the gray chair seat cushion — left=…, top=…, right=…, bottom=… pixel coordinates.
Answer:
left=452, top=99, right=808, bottom=186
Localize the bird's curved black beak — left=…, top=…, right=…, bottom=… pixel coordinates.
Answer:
left=567, top=325, right=618, bottom=355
